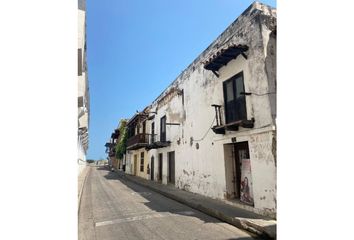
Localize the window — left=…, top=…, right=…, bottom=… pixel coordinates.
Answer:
left=140, top=152, right=144, bottom=172
left=151, top=122, right=155, bottom=143
left=160, top=116, right=166, bottom=142
left=142, top=121, right=146, bottom=134
left=78, top=48, right=82, bottom=76
left=223, top=72, right=247, bottom=124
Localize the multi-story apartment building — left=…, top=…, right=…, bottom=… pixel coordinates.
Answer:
left=124, top=2, right=276, bottom=218
left=78, top=0, right=89, bottom=175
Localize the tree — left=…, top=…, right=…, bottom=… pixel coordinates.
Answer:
left=115, top=119, right=128, bottom=159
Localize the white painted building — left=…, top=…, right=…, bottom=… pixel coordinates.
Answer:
left=78, top=0, right=89, bottom=175
left=125, top=2, right=276, bottom=218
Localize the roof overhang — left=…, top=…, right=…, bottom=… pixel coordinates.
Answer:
left=203, top=44, right=249, bottom=76
left=127, top=112, right=148, bottom=127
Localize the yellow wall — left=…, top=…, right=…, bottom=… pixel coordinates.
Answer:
left=130, top=149, right=149, bottom=179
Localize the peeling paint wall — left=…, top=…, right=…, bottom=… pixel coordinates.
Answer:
left=125, top=2, right=276, bottom=217
left=249, top=131, right=276, bottom=217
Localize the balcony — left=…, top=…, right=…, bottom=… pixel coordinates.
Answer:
left=109, top=150, right=115, bottom=157
left=146, top=133, right=171, bottom=150
left=211, top=104, right=254, bottom=134
left=127, top=133, right=152, bottom=150
left=127, top=133, right=171, bottom=150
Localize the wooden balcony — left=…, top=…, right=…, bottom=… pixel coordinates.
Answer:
left=212, top=119, right=255, bottom=134
left=146, top=134, right=171, bottom=150
left=127, top=133, right=171, bottom=150
left=127, top=133, right=154, bottom=150
left=211, top=104, right=254, bottom=134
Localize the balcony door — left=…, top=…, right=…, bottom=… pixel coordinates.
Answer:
left=142, top=121, right=146, bottom=135
left=160, top=116, right=166, bottom=142
left=223, top=72, right=247, bottom=124
left=151, top=122, right=155, bottom=143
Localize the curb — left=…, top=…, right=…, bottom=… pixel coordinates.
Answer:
left=122, top=174, right=274, bottom=239
left=78, top=166, right=90, bottom=213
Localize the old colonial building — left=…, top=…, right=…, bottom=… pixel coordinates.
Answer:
left=106, top=120, right=128, bottom=171
left=78, top=0, right=89, bottom=175
left=105, top=129, right=119, bottom=170
left=124, top=2, right=276, bottom=218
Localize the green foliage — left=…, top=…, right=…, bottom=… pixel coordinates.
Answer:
left=115, top=120, right=128, bottom=159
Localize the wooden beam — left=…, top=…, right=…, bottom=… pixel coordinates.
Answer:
left=166, top=123, right=180, bottom=126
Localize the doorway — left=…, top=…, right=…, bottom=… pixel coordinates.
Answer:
left=134, top=154, right=138, bottom=176
left=150, top=156, right=154, bottom=181
left=158, top=153, right=163, bottom=182
left=168, top=151, right=175, bottom=184
left=224, top=142, right=250, bottom=200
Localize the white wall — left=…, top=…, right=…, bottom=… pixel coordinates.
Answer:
left=78, top=136, right=86, bottom=176
left=78, top=3, right=89, bottom=172
left=125, top=2, right=277, bottom=217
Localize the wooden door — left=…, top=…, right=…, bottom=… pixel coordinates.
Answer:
left=223, top=72, right=246, bottom=123
left=134, top=154, right=138, bottom=176
left=150, top=156, right=154, bottom=181
left=158, top=153, right=163, bottom=181
left=168, top=151, right=175, bottom=184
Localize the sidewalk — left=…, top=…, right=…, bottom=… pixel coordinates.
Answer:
left=118, top=171, right=276, bottom=239
left=78, top=165, right=90, bottom=212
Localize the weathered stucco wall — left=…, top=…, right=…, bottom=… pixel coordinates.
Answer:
left=249, top=130, right=276, bottom=216
left=126, top=2, right=276, bottom=217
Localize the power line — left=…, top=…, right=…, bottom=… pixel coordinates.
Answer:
left=193, top=117, right=216, bottom=142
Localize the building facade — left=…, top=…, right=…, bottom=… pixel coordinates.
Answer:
left=106, top=120, right=128, bottom=171
left=78, top=0, right=89, bottom=175
left=124, top=2, right=276, bottom=218
left=105, top=129, right=119, bottom=170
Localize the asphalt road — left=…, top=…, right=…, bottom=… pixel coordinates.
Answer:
left=79, top=166, right=257, bottom=240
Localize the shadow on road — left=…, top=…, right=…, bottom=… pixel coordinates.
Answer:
left=100, top=169, right=258, bottom=239
left=95, top=165, right=110, bottom=171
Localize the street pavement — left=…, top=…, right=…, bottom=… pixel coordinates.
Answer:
left=79, top=166, right=258, bottom=240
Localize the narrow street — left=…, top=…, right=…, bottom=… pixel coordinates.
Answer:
left=79, top=166, right=257, bottom=240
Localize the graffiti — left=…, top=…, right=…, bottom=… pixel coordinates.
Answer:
left=240, top=158, right=254, bottom=205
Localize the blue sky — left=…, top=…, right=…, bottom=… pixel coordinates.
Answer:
left=86, top=0, right=276, bottom=160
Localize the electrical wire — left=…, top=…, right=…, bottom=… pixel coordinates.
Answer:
left=248, top=92, right=276, bottom=96
left=193, top=117, right=216, bottom=142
